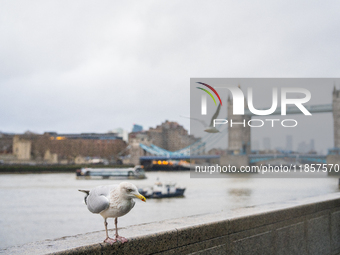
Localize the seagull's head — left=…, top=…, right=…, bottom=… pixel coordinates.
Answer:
left=119, top=182, right=146, bottom=202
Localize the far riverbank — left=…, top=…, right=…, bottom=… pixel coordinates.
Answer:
left=0, top=164, right=134, bottom=174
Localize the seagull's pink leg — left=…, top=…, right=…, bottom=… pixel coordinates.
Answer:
left=115, top=217, right=128, bottom=243
left=103, top=218, right=116, bottom=245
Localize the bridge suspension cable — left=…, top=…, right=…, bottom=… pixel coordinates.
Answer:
left=138, top=123, right=228, bottom=156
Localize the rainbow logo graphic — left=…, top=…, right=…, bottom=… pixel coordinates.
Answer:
left=196, top=82, right=222, bottom=106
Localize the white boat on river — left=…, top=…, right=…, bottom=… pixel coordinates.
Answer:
left=76, top=165, right=146, bottom=179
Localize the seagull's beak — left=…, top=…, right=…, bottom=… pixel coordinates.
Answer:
left=134, top=193, right=146, bottom=202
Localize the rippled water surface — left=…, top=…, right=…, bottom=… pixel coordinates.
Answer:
left=0, top=171, right=339, bottom=249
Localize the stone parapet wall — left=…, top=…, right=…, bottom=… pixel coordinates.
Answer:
left=3, top=193, right=340, bottom=255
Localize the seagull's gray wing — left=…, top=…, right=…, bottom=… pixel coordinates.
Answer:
left=131, top=199, right=136, bottom=210
left=180, top=115, right=207, bottom=127
left=209, top=103, right=221, bottom=127
left=86, top=185, right=111, bottom=213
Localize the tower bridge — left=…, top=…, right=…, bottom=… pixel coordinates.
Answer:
left=225, top=86, right=340, bottom=166
left=137, top=87, right=340, bottom=167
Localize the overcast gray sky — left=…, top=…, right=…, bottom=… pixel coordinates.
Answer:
left=1, top=1, right=340, bottom=152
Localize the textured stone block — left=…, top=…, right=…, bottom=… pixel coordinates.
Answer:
left=191, top=244, right=227, bottom=255
left=276, top=222, right=306, bottom=255
left=154, top=236, right=228, bottom=255
left=99, top=229, right=178, bottom=255
left=48, top=244, right=103, bottom=255
left=229, top=213, right=268, bottom=234
left=307, top=215, right=331, bottom=255
left=232, top=231, right=273, bottom=255
left=331, top=210, right=340, bottom=251
left=177, top=220, right=228, bottom=246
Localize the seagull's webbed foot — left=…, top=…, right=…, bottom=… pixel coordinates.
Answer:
left=115, top=235, right=128, bottom=243
left=104, top=237, right=116, bottom=245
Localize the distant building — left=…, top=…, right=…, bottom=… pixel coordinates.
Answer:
left=147, top=120, right=199, bottom=152
left=44, top=149, right=58, bottom=163
left=208, top=148, right=226, bottom=156
left=45, top=132, right=122, bottom=140
left=286, top=135, right=293, bottom=151
left=252, top=140, right=260, bottom=151
left=227, top=92, right=251, bottom=154
left=263, top=137, right=271, bottom=151
left=333, top=86, right=340, bottom=148
left=297, top=139, right=316, bottom=154
left=275, top=146, right=284, bottom=151
left=0, top=133, right=14, bottom=154
left=128, top=132, right=150, bottom=165
left=13, top=135, right=31, bottom=160
left=297, top=141, right=308, bottom=153
left=0, top=131, right=127, bottom=164
left=310, top=139, right=315, bottom=152
left=41, top=132, right=126, bottom=163
left=132, top=124, right=143, bottom=133
left=128, top=120, right=201, bottom=165
left=108, top=128, right=129, bottom=142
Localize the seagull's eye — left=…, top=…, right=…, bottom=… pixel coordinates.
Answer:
left=127, top=188, right=133, bottom=192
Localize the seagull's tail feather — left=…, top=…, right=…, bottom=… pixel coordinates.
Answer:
left=78, top=189, right=90, bottom=205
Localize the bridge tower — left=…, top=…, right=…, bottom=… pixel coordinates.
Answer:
left=227, top=89, right=251, bottom=154
left=333, top=86, right=340, bottom=148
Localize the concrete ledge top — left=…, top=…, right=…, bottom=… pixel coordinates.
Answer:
left=2, top=192, right=340, bottom=255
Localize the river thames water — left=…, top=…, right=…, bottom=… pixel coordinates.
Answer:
left=0, top=171, right=339, bottom=250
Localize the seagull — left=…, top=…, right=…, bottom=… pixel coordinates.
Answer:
left=181, top=103, right=222, bottom=133
left=79, top=182, right=146, bottom=245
